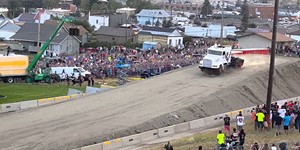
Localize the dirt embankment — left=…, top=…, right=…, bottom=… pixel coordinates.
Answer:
left=105, top=60, right=300, bottom=142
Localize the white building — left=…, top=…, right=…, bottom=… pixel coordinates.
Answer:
left=88, top=12, right=109, bottom=31
left=116, top=7, right=136, bottom=17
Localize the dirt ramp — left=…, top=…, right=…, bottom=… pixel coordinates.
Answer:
left=111, top=60, right=300, bottom=138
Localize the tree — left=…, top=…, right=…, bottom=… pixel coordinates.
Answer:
left=155, top=20, right=160, bottom=27
left=201, top=0, right=212, bottom=16
left=240, top=0, right=249, bottom=32
left=145, top=20, right=151, bottom=26
left=73, top=20, right=94, bottom=32
left=235, top=0, right=241, bottom=7
left=6, top=0, right=22, bottom=18
left=188, top=14, right=196, bottom=19
left=73, top=0, right=81, bottom=7
left=81, top=0, right=90, bottom=13
left=162, top=19, right=172, bottom=28
left=126, top=0, right=160, bottom=13
left=248, top=23, right=257, bottom=28
left=107, top=0, right=123, bottom=11
left=21, top=0, right=43, bottom=12
left=43, top=0, right=59, bottom=9
left=91, top=3, right=107, bottom=12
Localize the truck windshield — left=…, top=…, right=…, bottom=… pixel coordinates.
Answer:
left=208, top=50, right=223, bottom=55
left=78, top=68, right=85, bottom=72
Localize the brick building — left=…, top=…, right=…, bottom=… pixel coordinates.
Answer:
left=249, top=3, right=274, bottom=19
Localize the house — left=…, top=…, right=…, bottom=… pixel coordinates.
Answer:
left=10, top=22, right=80, bottom=56
left=287, top=29, right=300, bottom=42
left=14, top=13, right=36, bottom=23
left=14, top=10, right=51, bottom=24
left=138, top=26, right=184, bottom=47
left=94, top=26, right=137, bottom=44
left=185, top=25, right=238, bottom=38
left=0, top=19, right=21, bottom=40
left=58, top=3, right=77, bottom=13
left=237, top=32, right=295, bottom=49
left=47, top=8, right=71, bottom=18
left=0, top=7, right=8, bottom=17
left=44, top=20, right=89, bottom=44
left=136, top=9, right=171, bottom=26
left=116, top=7, right=136, bottom=18
left=248, top=3, right=274, bottom=19
left=87, top=12, right=127, bottom=30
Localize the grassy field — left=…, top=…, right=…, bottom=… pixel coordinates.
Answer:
left=147, top=121, right=300, bottom=150
left=0, top=83, right=87, bottom=104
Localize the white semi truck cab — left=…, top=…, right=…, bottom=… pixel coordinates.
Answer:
left=199, top=44, right=244, bottom=75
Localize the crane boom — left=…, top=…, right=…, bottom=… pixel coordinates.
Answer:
left=27, top=18, right=73, bottom=71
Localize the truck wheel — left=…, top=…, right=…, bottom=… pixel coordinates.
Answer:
left=6, top=77, right=14, bottom=83
left=25, top=76, right=33, bottom=83
left=237, top=61, right=243, bottom=67
left=44, top=76, right=51, bottom=83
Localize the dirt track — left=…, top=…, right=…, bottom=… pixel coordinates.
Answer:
left=0, top=55, right=299, bottom=150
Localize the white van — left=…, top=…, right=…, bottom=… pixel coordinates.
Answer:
left=51, top=67, right=91, bottom=80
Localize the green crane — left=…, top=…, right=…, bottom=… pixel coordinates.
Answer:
left=25, top=17, right=73, bottom=83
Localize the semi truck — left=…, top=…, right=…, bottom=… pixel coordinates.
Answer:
left=199, top=44, right=244, bottom=75
left=0, top=17, right=73, bottom=83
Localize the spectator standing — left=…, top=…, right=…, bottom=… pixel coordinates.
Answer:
left=236, top=111, right=244, bottom=131
left=230, top=128, right=238, bottom=142
left=223, top=114, right=231, bottom=135
left=238, top=129, right=246, bottom=150
left=283, top=113, right=291, bottom=135
left=66, top=74, right=70, bottom=86
left=164, top=141, right=173, bottom=150
left=271, top=144, right=277, bottom=150
left=279, top=106, right=287, bottom=119
left=251, top=142, right=260, bottom=150
left=271, top=103, right=279, bottom=128
left=279, top=142, right=287, bottom=150
left=78, top=74, right=83, bottom=87
left=274, top=113, right=283, bottom=136
left=261, top=143, right=269, bottom=150
left=290, top=111, right=296, bottom=133
left=217, top=130, right=226, bottom=149
left=198, top=145, right=202, bottom=150
left=256, top=109, right=265, bottom=131
left=296, top=108, right=300, bottom=133
left=71, top=73, right=76, bottom=85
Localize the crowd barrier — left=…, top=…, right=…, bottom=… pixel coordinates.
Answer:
left=0, top=85, right=117, bottom=114
left=79, top=96, right=300, bottom=150
left=0, top=94, right=86, bottom=114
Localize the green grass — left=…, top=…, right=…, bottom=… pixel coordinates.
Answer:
left=147, top=121, right=300, bottom=150
left=0, top=83, right=86, bottom=104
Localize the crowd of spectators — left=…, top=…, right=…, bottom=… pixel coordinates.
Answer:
left=38, top=45, right=205, bottom=79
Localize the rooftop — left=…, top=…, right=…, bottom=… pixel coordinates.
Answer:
left=136, top=9, right=170, bottom=18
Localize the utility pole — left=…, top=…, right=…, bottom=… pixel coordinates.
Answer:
left=37, top=11, right=41, bottom=54
left=220, top=0, right=224, bottom=45
left=266, top=0, right=279, bottom=126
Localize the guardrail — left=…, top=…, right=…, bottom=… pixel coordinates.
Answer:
left=78, top=96, right=300, bottom=150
